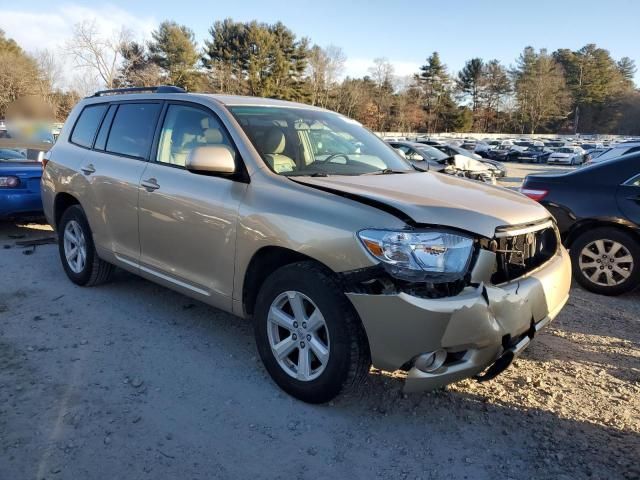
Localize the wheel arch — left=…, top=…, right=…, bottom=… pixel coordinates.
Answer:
left=565, top=218, right=640, bottom=249
left=241, top=246, right=336, bottom=318
left=53, top=192, right=81, bottom=229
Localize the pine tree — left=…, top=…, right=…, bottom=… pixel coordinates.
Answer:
left=418, top=52, right=458, bottom=132
left=149, top=21, right=202, bottom=91
left=513, top=47, right=570, bottom=134
left=457, top=58, right=484, bottom=113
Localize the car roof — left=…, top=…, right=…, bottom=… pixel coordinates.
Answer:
left=82, top=91, right=327, bottom=111
left=200, top=94, right=325, bottom=109
left=610, top=141, right=640, bottom=148
left=387, top=141, right=423, bottom=147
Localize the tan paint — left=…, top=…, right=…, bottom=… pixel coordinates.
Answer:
left=42, top=92, right=573, bottom=393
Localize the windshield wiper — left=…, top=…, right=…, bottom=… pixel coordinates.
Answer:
left=285, top=171, right=328, bottom=177
left=363, top=169, right=409, bottom=175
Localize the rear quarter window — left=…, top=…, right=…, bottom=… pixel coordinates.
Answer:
left=70, top=104, right=108, bottom=148
left=105, top=103, right=161, bottom=159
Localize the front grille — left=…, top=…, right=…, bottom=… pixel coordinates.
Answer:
left=484, top=222, right=559, bottom=284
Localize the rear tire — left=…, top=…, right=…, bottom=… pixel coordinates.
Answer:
left=254, top=261, right=370, bottom=403
left=570, top=227, right=640, bottom=295
left=58, top=205, right=114, bottom=286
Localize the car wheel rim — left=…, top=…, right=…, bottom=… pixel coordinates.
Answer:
left=267, top=291, right=330, bottom=381
left=578, top=239, right=634, bottom=287
left=63, top=220, right=87, bottom=274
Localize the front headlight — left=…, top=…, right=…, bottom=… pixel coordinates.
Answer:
left=358, top=229, right=475, bottom=282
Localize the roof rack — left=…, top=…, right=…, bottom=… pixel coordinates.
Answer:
left=92, top=85, right=186, bottom=97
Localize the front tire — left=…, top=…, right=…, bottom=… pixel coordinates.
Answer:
left=570, top=227, right=640, bottom=295
left=58, top=205, right=114, bottom=286
left=254, top=261, right=370, bottom=403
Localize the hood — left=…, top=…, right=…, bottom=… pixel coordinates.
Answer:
left=293, top=171, right=550, bottom=238
left=550, top=153, right=571, bottom=158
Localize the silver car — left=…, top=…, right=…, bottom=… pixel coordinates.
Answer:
left=41, top=86, right=571, bottom=403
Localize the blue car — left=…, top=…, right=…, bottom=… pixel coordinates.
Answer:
left=0, top=149, right=43, bottom=218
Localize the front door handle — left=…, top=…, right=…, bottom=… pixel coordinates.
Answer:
left=141, top=178, right=160, bottom=191
left=81, top=164, right=96, bottom=175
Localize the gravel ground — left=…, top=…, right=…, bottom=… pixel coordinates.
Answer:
left=1, top=164, right=638, bottom=480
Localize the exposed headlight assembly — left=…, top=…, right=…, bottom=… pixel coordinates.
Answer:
left=358, top=229, right=475, bottom=282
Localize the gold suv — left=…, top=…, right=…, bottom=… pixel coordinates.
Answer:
left=41, top=86, right=571, bottom=403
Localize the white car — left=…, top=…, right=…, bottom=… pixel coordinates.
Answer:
left=547, top=147, right=586, bottom=165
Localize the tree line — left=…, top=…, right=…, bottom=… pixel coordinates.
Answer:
left=1, top=19, right=638, bottom=135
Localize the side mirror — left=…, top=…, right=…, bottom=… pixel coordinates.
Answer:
left=186, top=145, right=236, bottom=174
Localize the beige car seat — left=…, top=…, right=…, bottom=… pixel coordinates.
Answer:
left=260, top=128, right=296, bottom=173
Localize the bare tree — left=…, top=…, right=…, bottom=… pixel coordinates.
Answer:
left=307, top=44, right=346, bottom=107
left=368, top=57, right=395, bottom=88
left=34, top=49, right=63, bottom=91
left=69, top=71, right=102, bottom=98
left=66, top=21, right=130, bottom=88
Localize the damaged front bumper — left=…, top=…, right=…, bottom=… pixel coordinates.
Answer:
left=345, top=246, right=571, bottom=393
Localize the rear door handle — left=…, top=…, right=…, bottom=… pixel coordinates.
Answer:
left=141, top=178, right=160, bottom=191
left=81, top=164, right=96, bottom=175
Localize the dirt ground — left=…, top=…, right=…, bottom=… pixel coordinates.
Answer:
left=1, top=164, right=638, bottom=479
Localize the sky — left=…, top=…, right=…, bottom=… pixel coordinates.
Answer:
left=1, top=0, right=639, bottom=87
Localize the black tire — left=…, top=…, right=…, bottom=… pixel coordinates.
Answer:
left=570, top=227, right=640, bottom=296
left=57, top=205, right=114, bottom=286
left=254, top=261, right=370, bottom=403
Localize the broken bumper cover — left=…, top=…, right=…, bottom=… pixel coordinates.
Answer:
left=345, top=246, right=571, bottom=393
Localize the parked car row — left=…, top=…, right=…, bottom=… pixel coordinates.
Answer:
left=386, top=140, right=505, bottom=183
left=386, top=134, right=640, bottom=168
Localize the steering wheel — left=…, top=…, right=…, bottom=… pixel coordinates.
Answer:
left=315, top=153, right=350, bottom=164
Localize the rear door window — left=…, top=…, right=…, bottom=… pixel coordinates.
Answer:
left=70, top=104, right=108, bottom=148
left=93, top=105, right=117, bottom=151
left=106, top=103, right=161, bottom=159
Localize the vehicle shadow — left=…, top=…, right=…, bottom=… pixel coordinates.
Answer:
left=0, top=219, right=53, bottom=242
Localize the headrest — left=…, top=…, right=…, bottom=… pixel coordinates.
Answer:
left=261, top=128, right=286, bottom=155
left=203, top=128, right=223, bottom=144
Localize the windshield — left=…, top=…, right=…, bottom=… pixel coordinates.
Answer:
left=228, top=106, right=413, bottom=176
left=557, top=147, right=574, bottom=153
left=416, top=145, right=449, bottom=161
left=0, top=149, right=30, bottom=162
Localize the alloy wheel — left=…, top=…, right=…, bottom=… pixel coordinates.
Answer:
left=578, top=239, right=634, bottom=287
left=267, top=291, right=330, bottom=381
left=63, top=220, right=87, bottom=274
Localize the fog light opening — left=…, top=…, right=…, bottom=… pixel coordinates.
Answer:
left=414, top=350, right=447, bottom=373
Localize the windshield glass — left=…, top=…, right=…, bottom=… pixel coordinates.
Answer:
left=228, top=106, right=413, bottom=176
left=0, top=149, right=30, bottom=162
left=557, top=147, right=574, bottom=153
left=416, top=145, right=449, bottom=161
